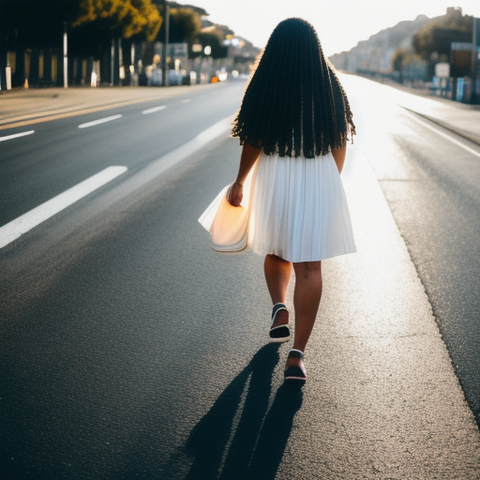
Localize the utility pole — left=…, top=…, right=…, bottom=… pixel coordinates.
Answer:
left=63, top=22, right=68, bottom=88
left=161, top=0, right=169, bottom=86
left=472, top=17, right=479, bottom=103
left=111, top=38, right=115, bottom=86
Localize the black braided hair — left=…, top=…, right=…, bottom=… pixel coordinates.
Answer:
left=231, top=18, right=355, bottom=158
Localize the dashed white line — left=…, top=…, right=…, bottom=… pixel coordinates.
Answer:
left=181, top=99, right=191, bottom=104
left=142, top=105, right=167, bottom=115
left=0, top=130, right=35, bottom=142
left=1, top=108, right=232, bottom=249
left=78, top=114, right=122, bottom=129
left=0, top=166, right=128, bottom=249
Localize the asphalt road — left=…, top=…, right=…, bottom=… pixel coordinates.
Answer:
left=1, top=78, right=480, bottom=479
left=342, top=75, right=480, bottom=424
left=0, top=82, right=243, bottom=225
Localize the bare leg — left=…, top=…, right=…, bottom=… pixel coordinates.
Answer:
left=264, top=254, right=292, bottom=327
left=286, top=261, right=322, bottom=371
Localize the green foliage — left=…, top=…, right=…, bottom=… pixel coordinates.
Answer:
left=157, top=7, right=202, bottom=43
left=131, top=0, right=163, bottom=41
left=413, top=9, right=473, bottom=59
left=74, top=0, right=162, bottom=41
left=392, top=49, right=407, bottom=72
left=392, top=48, right=423, bottom=71
left=0, top=0, right=232, bottom=66
left=0, top=0, right=161, bottom=54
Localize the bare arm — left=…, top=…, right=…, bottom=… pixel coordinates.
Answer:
left=332, top=145, right=347, bottom=173
left=227, top=143, right=262, bottom=206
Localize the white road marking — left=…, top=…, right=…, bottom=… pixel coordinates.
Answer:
left=78, top=114, right=122, bottom=129
left=406, top=112, right=480, bottom=159
left=0, top=166, right=128, bottom=249
left=181, top=99, right=191, bottom=104
left=0, top=130, right=35, bottom=142
left=1, top=114, right=231, bottom=249
left=148, top=115, right=232, bottom=177
left=142, top=105, right=167, bottom=115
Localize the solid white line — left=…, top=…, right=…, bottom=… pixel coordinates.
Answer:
left=149, top=116, right=232, bottom=177
left=406, top=112, right=480, bottom=159
left=78, top=114, right=122, bottom=129
left=142, top=105, right=167, bottom=115
left=0, top=166, right=128, bottom=249
left=0, top=130, right=35, bottom=142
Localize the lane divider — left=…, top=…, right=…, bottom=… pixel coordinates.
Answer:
left=147, top=115, right=232, bottom=178
left=142, top=105, right=167, bottom=115
left=0, top=130, right=35, bottom=142
left=0, top=166, right=128, bottom=249
left=78, top=114, right=122, bottom=129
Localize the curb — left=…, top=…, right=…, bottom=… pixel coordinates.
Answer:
left=399, top=106, right=480, bottom=147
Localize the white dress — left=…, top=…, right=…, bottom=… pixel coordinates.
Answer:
left=248, top=152, right=356, bottom=262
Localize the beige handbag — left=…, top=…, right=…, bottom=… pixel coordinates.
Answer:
left=198, top=163, right=257, bottom=253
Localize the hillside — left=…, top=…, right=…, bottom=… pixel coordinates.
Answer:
left=329, top=14, right=430, bottom=74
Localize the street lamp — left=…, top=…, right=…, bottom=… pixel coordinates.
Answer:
left=161, top=0, right=169, bottom=86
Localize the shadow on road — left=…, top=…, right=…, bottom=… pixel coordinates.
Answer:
left=176, top=343, right=303, bottom=480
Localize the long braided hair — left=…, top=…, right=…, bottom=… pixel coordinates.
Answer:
left=231, top=18, right=355, bottom=158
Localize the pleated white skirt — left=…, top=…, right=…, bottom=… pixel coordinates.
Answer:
left=249, top=152, right=356, bottom=262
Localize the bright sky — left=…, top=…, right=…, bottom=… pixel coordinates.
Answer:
left=176, top=0, right=480, bottom=56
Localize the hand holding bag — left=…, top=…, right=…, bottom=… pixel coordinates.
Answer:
left=198, top=163, right=257, bottom=253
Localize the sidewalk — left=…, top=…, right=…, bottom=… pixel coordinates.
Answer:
left=0, top=84, right=213, bottom=130
left=373, top=80, right=480, bottom=146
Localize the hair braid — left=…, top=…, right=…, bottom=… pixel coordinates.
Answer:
left=231, top=18, right=355, bottom=158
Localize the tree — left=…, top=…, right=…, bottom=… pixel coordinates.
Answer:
left=392, top=47, right=426, bottom=83
left=156, top=7, right=201, bottom=44
left=71, top=0, right=162, bottom=84
left=201, top=32, right=227, bottom=60
left=0, top=0, right=161, bottom=57
left=0, top=0, right=81, bottom=87
left=0, top=0, right=80, bottom=50
left=73, top=0, right=162, bottom=42
left=413, top=9, right=472, bottom=61
left=392, top=48, right=407, bottom=83
left=191, top=28, right=228, bottom=60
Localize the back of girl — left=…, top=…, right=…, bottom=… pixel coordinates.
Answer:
left=215, top=18, right=357, bottom=382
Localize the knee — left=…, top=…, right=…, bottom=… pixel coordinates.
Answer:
left=294, top=261, right=322, bottom=279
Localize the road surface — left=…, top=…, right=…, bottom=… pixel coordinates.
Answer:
left=1, top=77, right=479, bottom=479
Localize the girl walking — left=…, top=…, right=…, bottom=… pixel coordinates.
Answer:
left=228, top=18, right=356, bottom=382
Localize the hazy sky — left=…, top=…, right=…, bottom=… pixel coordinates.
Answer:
left=176, top=0, right=480, bottom=56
